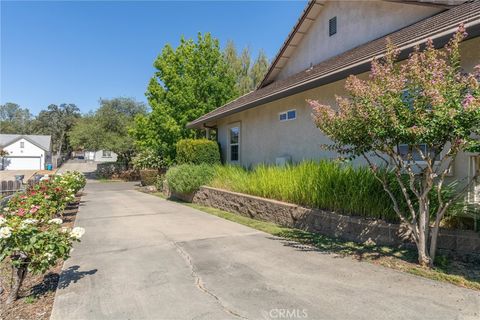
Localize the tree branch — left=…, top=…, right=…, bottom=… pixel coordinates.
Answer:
left=362, top=153, right=417, bottom=237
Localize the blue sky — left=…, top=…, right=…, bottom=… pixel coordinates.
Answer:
left=1, top=0, right=307, bottom=114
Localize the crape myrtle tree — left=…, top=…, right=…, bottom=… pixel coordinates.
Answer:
left=308, top=26, right=480, bottom=267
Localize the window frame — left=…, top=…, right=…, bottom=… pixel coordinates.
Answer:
left=20, top=141, right=25, bottom=149
left=279, top=109, right=297, bottom=122
left=227, top=122, right=241, bottom=164
left=102, top=150, right=112, bottom=158
left=397, top=143, right=441, bottom=165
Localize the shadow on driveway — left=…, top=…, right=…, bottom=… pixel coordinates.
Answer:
left=57, top=266, right=98, bottom=290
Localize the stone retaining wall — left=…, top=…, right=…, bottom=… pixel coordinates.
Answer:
left=169, top=186, right=480, bottom=257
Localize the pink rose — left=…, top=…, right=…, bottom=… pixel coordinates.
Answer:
left=17, top=208, right=26, bottom=217
left=29, top=206, right=40, bottom=214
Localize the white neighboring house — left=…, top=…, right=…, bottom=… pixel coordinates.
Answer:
left=84, top=150, right=117, bottom=162
left=0, top=134, right=52, bottom=170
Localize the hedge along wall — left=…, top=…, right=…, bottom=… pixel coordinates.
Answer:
left=165, top=185, right=480, bottom=257
left=176, top=139, right=220, bottom=165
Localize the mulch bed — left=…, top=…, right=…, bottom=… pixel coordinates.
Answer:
left=0, top=195, right=81, bottom=320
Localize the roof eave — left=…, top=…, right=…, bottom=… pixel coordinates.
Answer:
left=187, top=21, right=480, bottom=129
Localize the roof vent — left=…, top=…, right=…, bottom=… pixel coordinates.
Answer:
left=329, top=16, right=337, bottom=37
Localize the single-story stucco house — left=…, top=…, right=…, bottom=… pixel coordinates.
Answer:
left=84, top=150, right=118, bottom=162
left=0, top=134, right=52, bottom=170
left=188, top=0, right=480, bottom=204
left=72, top=150, right=118, bottom=162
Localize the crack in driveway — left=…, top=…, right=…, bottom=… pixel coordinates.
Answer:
left=172, top=241, right=249, bottom=320
left=152, top=228, right=248, bottom=319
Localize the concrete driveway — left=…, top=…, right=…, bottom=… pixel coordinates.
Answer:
left=57, top=160, right=98, bottom=178
left=51, top=181, right=480, bottom=320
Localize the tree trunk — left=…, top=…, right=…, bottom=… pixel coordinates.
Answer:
left=417, top=201, right=432, bottom=267
left=429, top=216, right=443, bottom=267
left=7, top=265, right=27, bottom=304
left=56, top=130, right=65, bottom=163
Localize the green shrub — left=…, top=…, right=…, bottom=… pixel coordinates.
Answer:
left=117, top=169, right=141, bottom=181
left=132, top=149, right=166, bottom=170
left=140, top=169, right=158, bottom=186
left=176, top=139, right=220, bottom=165
left=97, top=162, right=126, bottom=179
left=166, top=164, right=216, bottom=194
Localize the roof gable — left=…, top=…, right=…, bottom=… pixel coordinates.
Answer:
left=0, top=134, right=52, bottom=151
left=260, top=0, right=450, bottom=87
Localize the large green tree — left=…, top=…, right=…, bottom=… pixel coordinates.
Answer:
left=32, top=103, right=80, bottom=158
left=130, top=33, right=237, bottom=163
left=224, top=41, right=269, bottom=95
left=70, top=98, right=146, bottom=164
left=0, top=103, right=33, bottom=134
left=250, top=50, right=269, bottom=89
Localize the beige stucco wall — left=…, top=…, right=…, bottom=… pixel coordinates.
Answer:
left=276, top=0, right=442, bottom=81
left=216, top=37, right=480, bottom=185
left=217, top=78, right=344, bottom=167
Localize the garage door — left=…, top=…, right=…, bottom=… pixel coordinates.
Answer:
left=3, top=157, right=41, bottom=170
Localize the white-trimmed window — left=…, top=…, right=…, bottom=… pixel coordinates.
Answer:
left=102, top=150, right=112, bottom=158
left=20, top=141, right=25, bottom=148
left=398, top=144, right=439, bottom=163
left=228, top=123, right=240, bottom=163
left=279, top=109, right=296, bottom=122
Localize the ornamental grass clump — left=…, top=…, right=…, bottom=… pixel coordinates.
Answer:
left=210, top=161, right=400, bottom=222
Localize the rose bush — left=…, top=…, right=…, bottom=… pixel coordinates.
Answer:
left=55, top=171, right=86, bottom=194
left=0, top=215, right=84, bottom=303
left=4, top=192, right=57, bottom=221
left=29, top=180, right=72, bottom=213
left=5, top=179, right=77, bottom=221
left=0, top=170, right=87, bottom=303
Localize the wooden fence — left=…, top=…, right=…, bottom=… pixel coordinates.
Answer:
left=0, top=180, right=24, bottom=196
left=0, top=178, right=40, bottom=197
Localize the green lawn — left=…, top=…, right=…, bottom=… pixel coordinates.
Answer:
left=148, top=191, right=480, bottom=291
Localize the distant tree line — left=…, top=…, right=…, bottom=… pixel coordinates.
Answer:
left=0, top=102, right=81, bottom=159
left=1, top=32, right=269, bottom=165
left=0, top=99, right=146, bottom=164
